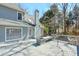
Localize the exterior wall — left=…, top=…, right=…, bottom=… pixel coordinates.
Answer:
left=0, top=26, right=5, bottom=42
left=0, top=4, right=35, bottom=42
left=0, top=5, right=18, bottom=21
left=0, top=25, right=32, bottom=42
left=2, top=26, right=28, bottom=42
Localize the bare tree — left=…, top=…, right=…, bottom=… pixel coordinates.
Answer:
left=50, top=3, right=59, bottom=34
left=73, top=4, right=79, bottom=35
left=59, top=3, right=68, bottom=34
left=59, top=3, right=75, bottom=34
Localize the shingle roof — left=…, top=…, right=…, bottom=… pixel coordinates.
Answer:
left=0, top=3, right=24, bottom=12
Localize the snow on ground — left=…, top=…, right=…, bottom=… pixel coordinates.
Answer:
left=0, top=39, right=77, bottom=56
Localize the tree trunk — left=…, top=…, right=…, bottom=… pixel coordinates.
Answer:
left=64, top=12, right=66, bottom=34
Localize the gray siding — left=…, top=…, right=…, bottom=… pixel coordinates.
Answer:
left=0, top=26, right=5, bottom=42
left=0, top=5, right=17, bottom=20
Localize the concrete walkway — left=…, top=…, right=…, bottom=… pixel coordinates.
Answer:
left=8, top=40, right=77, bottom=56
left=0, top=39, right=36, bottom=56
left=0, top=38, right=77, bottom=56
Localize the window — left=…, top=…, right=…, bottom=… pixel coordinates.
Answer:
left=6, top=28, right=22, bottom=40
left=18, top=12, right=22, bottom=20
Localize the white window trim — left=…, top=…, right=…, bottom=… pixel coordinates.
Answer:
left=27, top=27, right=30, bottom=38
left=17, top=11, right=23, bottom=21
left=5, top=27, right=23, bottom=42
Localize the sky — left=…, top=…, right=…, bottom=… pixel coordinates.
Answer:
left=20, top=3, right=51, bottom=18
left=20, top=3, right=75, bottom=18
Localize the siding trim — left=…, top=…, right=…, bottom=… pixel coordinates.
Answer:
left=5, top=27, right=6, bottom=42
left=27, top=27, right=30, bottom=39
left=21, top=27, right=23, bottom=40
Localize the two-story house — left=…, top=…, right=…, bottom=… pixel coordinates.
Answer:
left=0, top=3, right=35, bottom=43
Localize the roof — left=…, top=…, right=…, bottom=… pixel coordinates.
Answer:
left=0, top=18, right=32, bottom=27
left=0, top=3, right=24, bottom=12
left=27, top=15, right=35, bottom=25
left=24, top=14, right=35, bottom=25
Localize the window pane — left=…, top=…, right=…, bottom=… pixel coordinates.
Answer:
left=18, top=13, right=22, bottom=20
left=6, top=28, right=21, bottom=40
